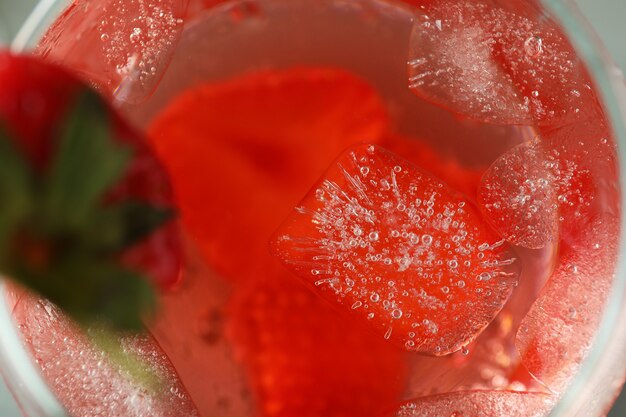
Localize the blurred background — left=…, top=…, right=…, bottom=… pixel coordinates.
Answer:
left=0, top=0, right=626, bottom=416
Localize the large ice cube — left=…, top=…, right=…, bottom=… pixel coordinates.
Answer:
left=12, top=291, right=199, bottom=417
left=37, top=0, right=187, bottom=104
left=408, top=1, right=595, bottom=126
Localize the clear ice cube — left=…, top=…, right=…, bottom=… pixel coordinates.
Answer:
left=12, top=291, right=199, bottom=417
left=408, top=1, right=594, bottom=126
left=37, top=0, right=187, bottom=104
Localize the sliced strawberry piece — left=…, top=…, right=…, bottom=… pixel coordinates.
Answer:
left=387, top=391, right=554, bottom=417
left=382, top=134, right=485, bottom=199
left=36, top=0, right=187, bottom=103
left=228, top=269, right=408, bottom=417
left=11, top=289, right=200, bottom=417
left=148, top=67, right=389, bottom=280
left=270, top=144, right=520, bottom=355
left=407, top=1, right=596, bottom=126
left=0, top=51, right=181, bottom=291
left=516, top=213, right=619, bottom=393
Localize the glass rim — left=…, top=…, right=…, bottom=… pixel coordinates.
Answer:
left=1, top=0, right=625, bottom=416
left=540, top=0, right=626, bottom=415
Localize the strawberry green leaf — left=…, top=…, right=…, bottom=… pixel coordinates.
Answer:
left=79, top=202, right=174, bottom=254
left=0, top=88, right=169, bottom=333
left=0, top=127, right=35, bottom=260
left=15, top=255, right=156, bottom=331
left=44, top=90, right=132, bottom=231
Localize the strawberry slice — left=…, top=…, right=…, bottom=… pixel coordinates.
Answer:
left=36, top=0, right=187, bottom=103
left=381, top=134, right=485, bottom=199
left=387, top=391, right=554, bottom=417
left=270, top=144, right=520, bottom=355
left=0, top=52, right=181, bottom=328
left=148, top=67, right=389, bottom=280
left=228, top=269, right=408, bottom=417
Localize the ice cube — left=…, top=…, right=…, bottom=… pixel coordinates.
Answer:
left=408, top=2, right=530, bottom=125
left=408, top=1, right=595, bottom=126
left=12, top=292, right=199, bottom=417
left=478, top=140, right=559, bottom=249
left=271, top=144, right=520, bottom=355
left=516, top=214, right=619, bottom=393
left=539, top=115, right=619, bottom=245
left=37, top=0, right=187, bottom=104
left=389, top=390, right=554, bottom=417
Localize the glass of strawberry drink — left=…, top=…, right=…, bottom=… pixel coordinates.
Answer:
left=0, top=0, right=625, bottom=417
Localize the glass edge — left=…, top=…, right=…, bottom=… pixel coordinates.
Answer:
left=541, top=0, right=626, bottom=416
left=3, top=0, right=70, bottom=415
left=0, top=282, right=66, bottom=417
left=4, top=0, right=626, bottom=416
left=11, top=0, right=69, bottom=52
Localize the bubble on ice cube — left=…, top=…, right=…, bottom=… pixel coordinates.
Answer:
left=12, top=292, right=199, bottom=417
left=407, top=1, right=595, bottom=126
left=389, top=390, right=554, bottom=417
left=271, top=144, right=520, bottom=355
left=37, top=0, right=187, bottom=104
left=478, top=140, right=559, bottom=249
left=516, top=214, right=619, bottom=393
left=408, top=2, right=530, bottom=125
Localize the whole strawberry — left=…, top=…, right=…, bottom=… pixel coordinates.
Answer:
left=0, top=51, right=181, bottom=330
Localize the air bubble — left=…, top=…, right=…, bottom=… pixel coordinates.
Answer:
left=384, top=327, right=393, bottom=339
left=524, top=36, right=543, bottom=57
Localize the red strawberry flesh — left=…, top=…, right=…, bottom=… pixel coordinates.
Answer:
left=148, top=67, right=389, bottom=281
left=228, top=269, right=408, bottom=417
left=0, top=51, right=181, bottom=290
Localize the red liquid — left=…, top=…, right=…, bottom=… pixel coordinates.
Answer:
left=12, top=0, right=621, bottom=416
